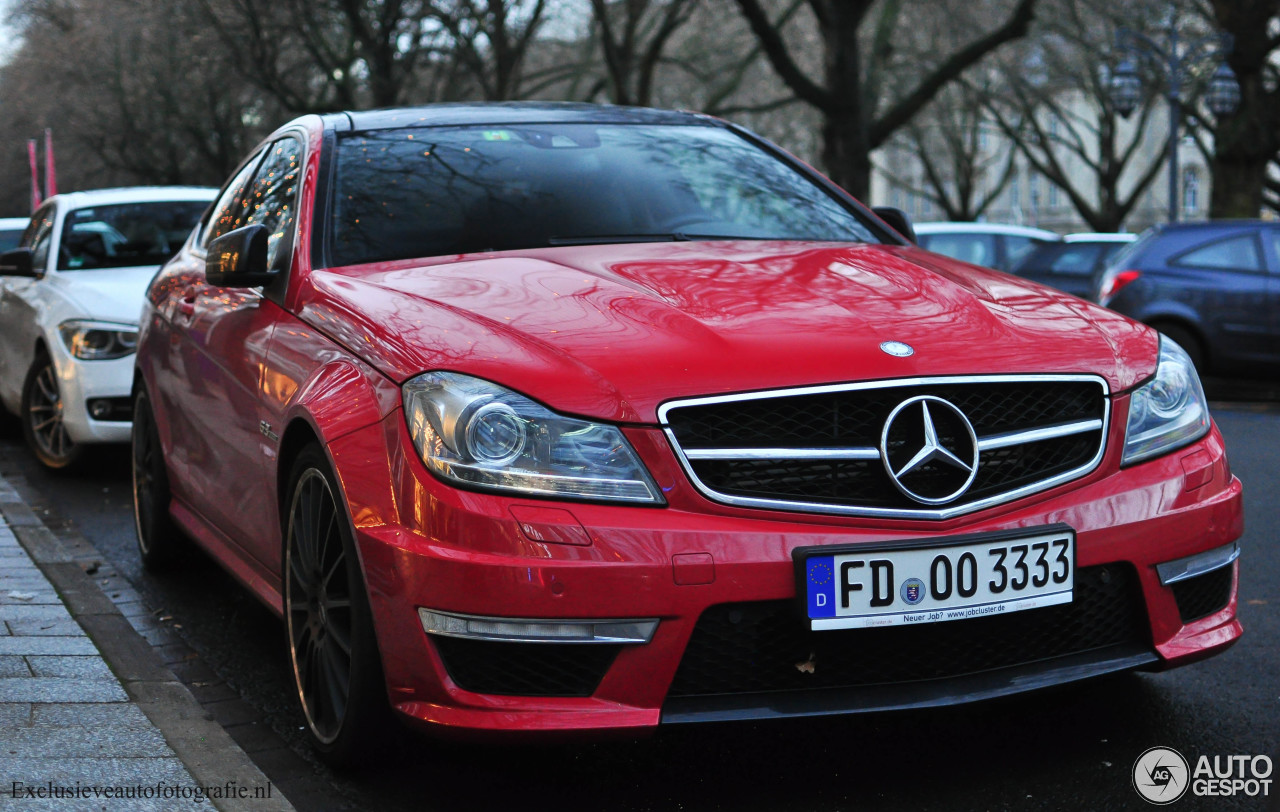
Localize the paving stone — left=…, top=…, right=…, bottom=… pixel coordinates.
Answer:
left=224, top=721, right=287, bottom=755
left=32, top=702, right=151, bottom=728
left=0, top=637, right=97, bottom=656
left=0, top=702, right=31, bottom=727
left=4, top=725, right=174, bottom=759
left=25, top=656, right=115, bottom=679
left=14, top=724, right=174, bottom=759
left=7, top=619, right=85, bottom=637
left=113, top=601, right=151, bottom=619
left=0, top=655, right=31, bottom=677
left=204, top=698, right=259, bottom=727
left=0, top=604, right=72, bottom=621
left=0, top=571, right=49, bottom=581
left=0, top=591, right=60, bottom=606
left=0, top=677, right=127, bottom=703
left=137, top=626, right=185, bottom=647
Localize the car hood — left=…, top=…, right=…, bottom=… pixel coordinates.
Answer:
left=51, top=266, right=158, bottom=325
left=297, top=241, right=1157, bottom=423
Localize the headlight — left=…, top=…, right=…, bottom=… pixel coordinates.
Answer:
left=58, top=320, right=138, bottom=360
left=1122, top=336, right=1210, bottom=465
left=402, top=371, right=663, bottom=503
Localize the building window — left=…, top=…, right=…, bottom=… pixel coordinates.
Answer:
left=1048, top=182, right=1060, bottom=208
left=1010, top=170, right=1021, bottom=210
left=1183, top=169, right=1200, bottom=215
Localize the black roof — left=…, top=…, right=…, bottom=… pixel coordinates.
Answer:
left=335, top=102, right=712, bottom=132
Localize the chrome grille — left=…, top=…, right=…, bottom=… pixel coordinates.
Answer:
left=659, top=376, right=1109, bottom=519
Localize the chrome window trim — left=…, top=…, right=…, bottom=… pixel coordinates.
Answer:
left=658, top=374, right=1111, bottom=521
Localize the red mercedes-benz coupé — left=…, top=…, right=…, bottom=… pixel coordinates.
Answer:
left=132, top=103, right=1242, bottom=764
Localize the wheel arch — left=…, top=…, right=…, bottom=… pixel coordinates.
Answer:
left=1143, top=314, right=1209, bottom=368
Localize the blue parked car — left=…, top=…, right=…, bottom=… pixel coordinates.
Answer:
left=1096, top=221, right=1280, bottom=375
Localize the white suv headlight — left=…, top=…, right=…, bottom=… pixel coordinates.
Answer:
left=1122, top=336, right=1211, bottom=465
left=402, top=371, right=663, bottom=503
left=58, top=320, right=139, bottom=360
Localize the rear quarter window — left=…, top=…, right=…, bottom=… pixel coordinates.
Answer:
left=1171, top=232, right=1264, bottom=273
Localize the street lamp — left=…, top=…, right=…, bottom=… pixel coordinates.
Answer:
left=1109, top=22, right=1239, bottom=222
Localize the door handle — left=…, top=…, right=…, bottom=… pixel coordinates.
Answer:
left=178, top=289, right=197, bottom=317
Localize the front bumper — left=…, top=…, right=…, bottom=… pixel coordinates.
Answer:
left=47, top=339, right=134, bottom=444
left=329, top=407, right=1243, bottom=736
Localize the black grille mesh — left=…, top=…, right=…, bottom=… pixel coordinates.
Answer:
left=666, top=379, right=1105, bottom=513
left=668, top=564, right=1147, bottom=697
left=432, top=637, right=620, bottom=697
left=1171, top=566, right=1233, bottom=624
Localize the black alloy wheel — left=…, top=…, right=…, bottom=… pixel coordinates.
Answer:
left=21, top=352, right=81, bottom=469
left=284, top=445, right=387, bottom=765
left=131, top=386, right=181, bottom=569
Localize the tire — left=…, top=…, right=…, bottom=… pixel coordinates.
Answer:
left=1150, top=321, right=1206, bottom=374
left=21, top=351, right=82, bottom=470
left=132, top=386, right=182, bottom=569
left=283, top=445, right=388, bottom=766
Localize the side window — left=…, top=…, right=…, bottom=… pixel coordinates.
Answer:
left=925, top=234, right=996, bottom=267
left=24, top=206, right=56, bottom=270
left=202, top=152, right=265, bottom=248
left=1048, top=244, right=1103, bottom=276
left=1173, top=233, right=1264, bottom=272
left=1003, top=236, right=1042, bottom=269
left=242, top=137, right=303, bottom=270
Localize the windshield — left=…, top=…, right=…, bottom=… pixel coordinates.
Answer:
left=58, top=201, right=208, bottom=271
left=328, top=123, right=879, bottom=266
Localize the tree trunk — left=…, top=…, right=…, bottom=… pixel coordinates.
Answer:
left=821, top=112, right=873, bottom=198
left=1210, top=153, right=1266, bottom=219
left=819, top=1, right=870, bottom=198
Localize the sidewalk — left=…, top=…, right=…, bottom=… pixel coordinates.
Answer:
left=0, top=477, right=293, bottom=812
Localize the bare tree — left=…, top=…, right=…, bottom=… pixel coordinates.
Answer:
left=0, top=0, right=272, bottom=213
left=429, top=0, right=552, bottom=100
left=979, top=0, right=1177, bottom=232
left=882, top=80, right=1017, bottom=221
left=587, top=0, right=700, bottom=105
left=729, top=0, right=1038, bottom=199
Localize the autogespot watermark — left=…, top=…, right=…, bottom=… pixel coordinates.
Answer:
left=1132, top=746, right=1273, bottom=805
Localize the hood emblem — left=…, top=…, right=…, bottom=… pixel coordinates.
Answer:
left=880, top=341, right=914, bottom=358
left=880, top=396, right=979, bottom=505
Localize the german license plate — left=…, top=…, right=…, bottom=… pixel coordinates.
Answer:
left=796, top=526, right=1075, bottom=630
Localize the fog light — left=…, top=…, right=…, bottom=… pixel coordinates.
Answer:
left=85, top=397, right=131, bottom=422
left=419, top=609, right=657, bottom=644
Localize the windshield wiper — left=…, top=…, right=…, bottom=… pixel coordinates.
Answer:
left=547, top=233, right=778, bottom=246
left=547, top=234, right=688, bottom=246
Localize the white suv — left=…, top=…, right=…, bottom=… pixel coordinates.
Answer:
left=0, top=187, right=214, bottom=468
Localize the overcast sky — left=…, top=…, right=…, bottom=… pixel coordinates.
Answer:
left=0, top=0, right=15, bottom=64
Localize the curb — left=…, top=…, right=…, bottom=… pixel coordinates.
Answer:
left=0, top=473, right=296, bottom=812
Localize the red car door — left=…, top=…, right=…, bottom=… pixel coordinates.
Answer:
left=166, top=136, right=305, bottom=574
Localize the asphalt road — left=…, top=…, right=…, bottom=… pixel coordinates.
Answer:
left=0, top=394, right=1276, bottom=812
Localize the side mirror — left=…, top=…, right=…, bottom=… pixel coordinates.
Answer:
left=206, top=224, right=275, bottom=287
left=872, top=207, right=917, bottom=244
left=0, top=248, right=36, bottom=278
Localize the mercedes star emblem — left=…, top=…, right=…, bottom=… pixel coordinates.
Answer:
left=880, top=395, right=980, bottom=504
left=880, top=341, right=914, bottom=357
